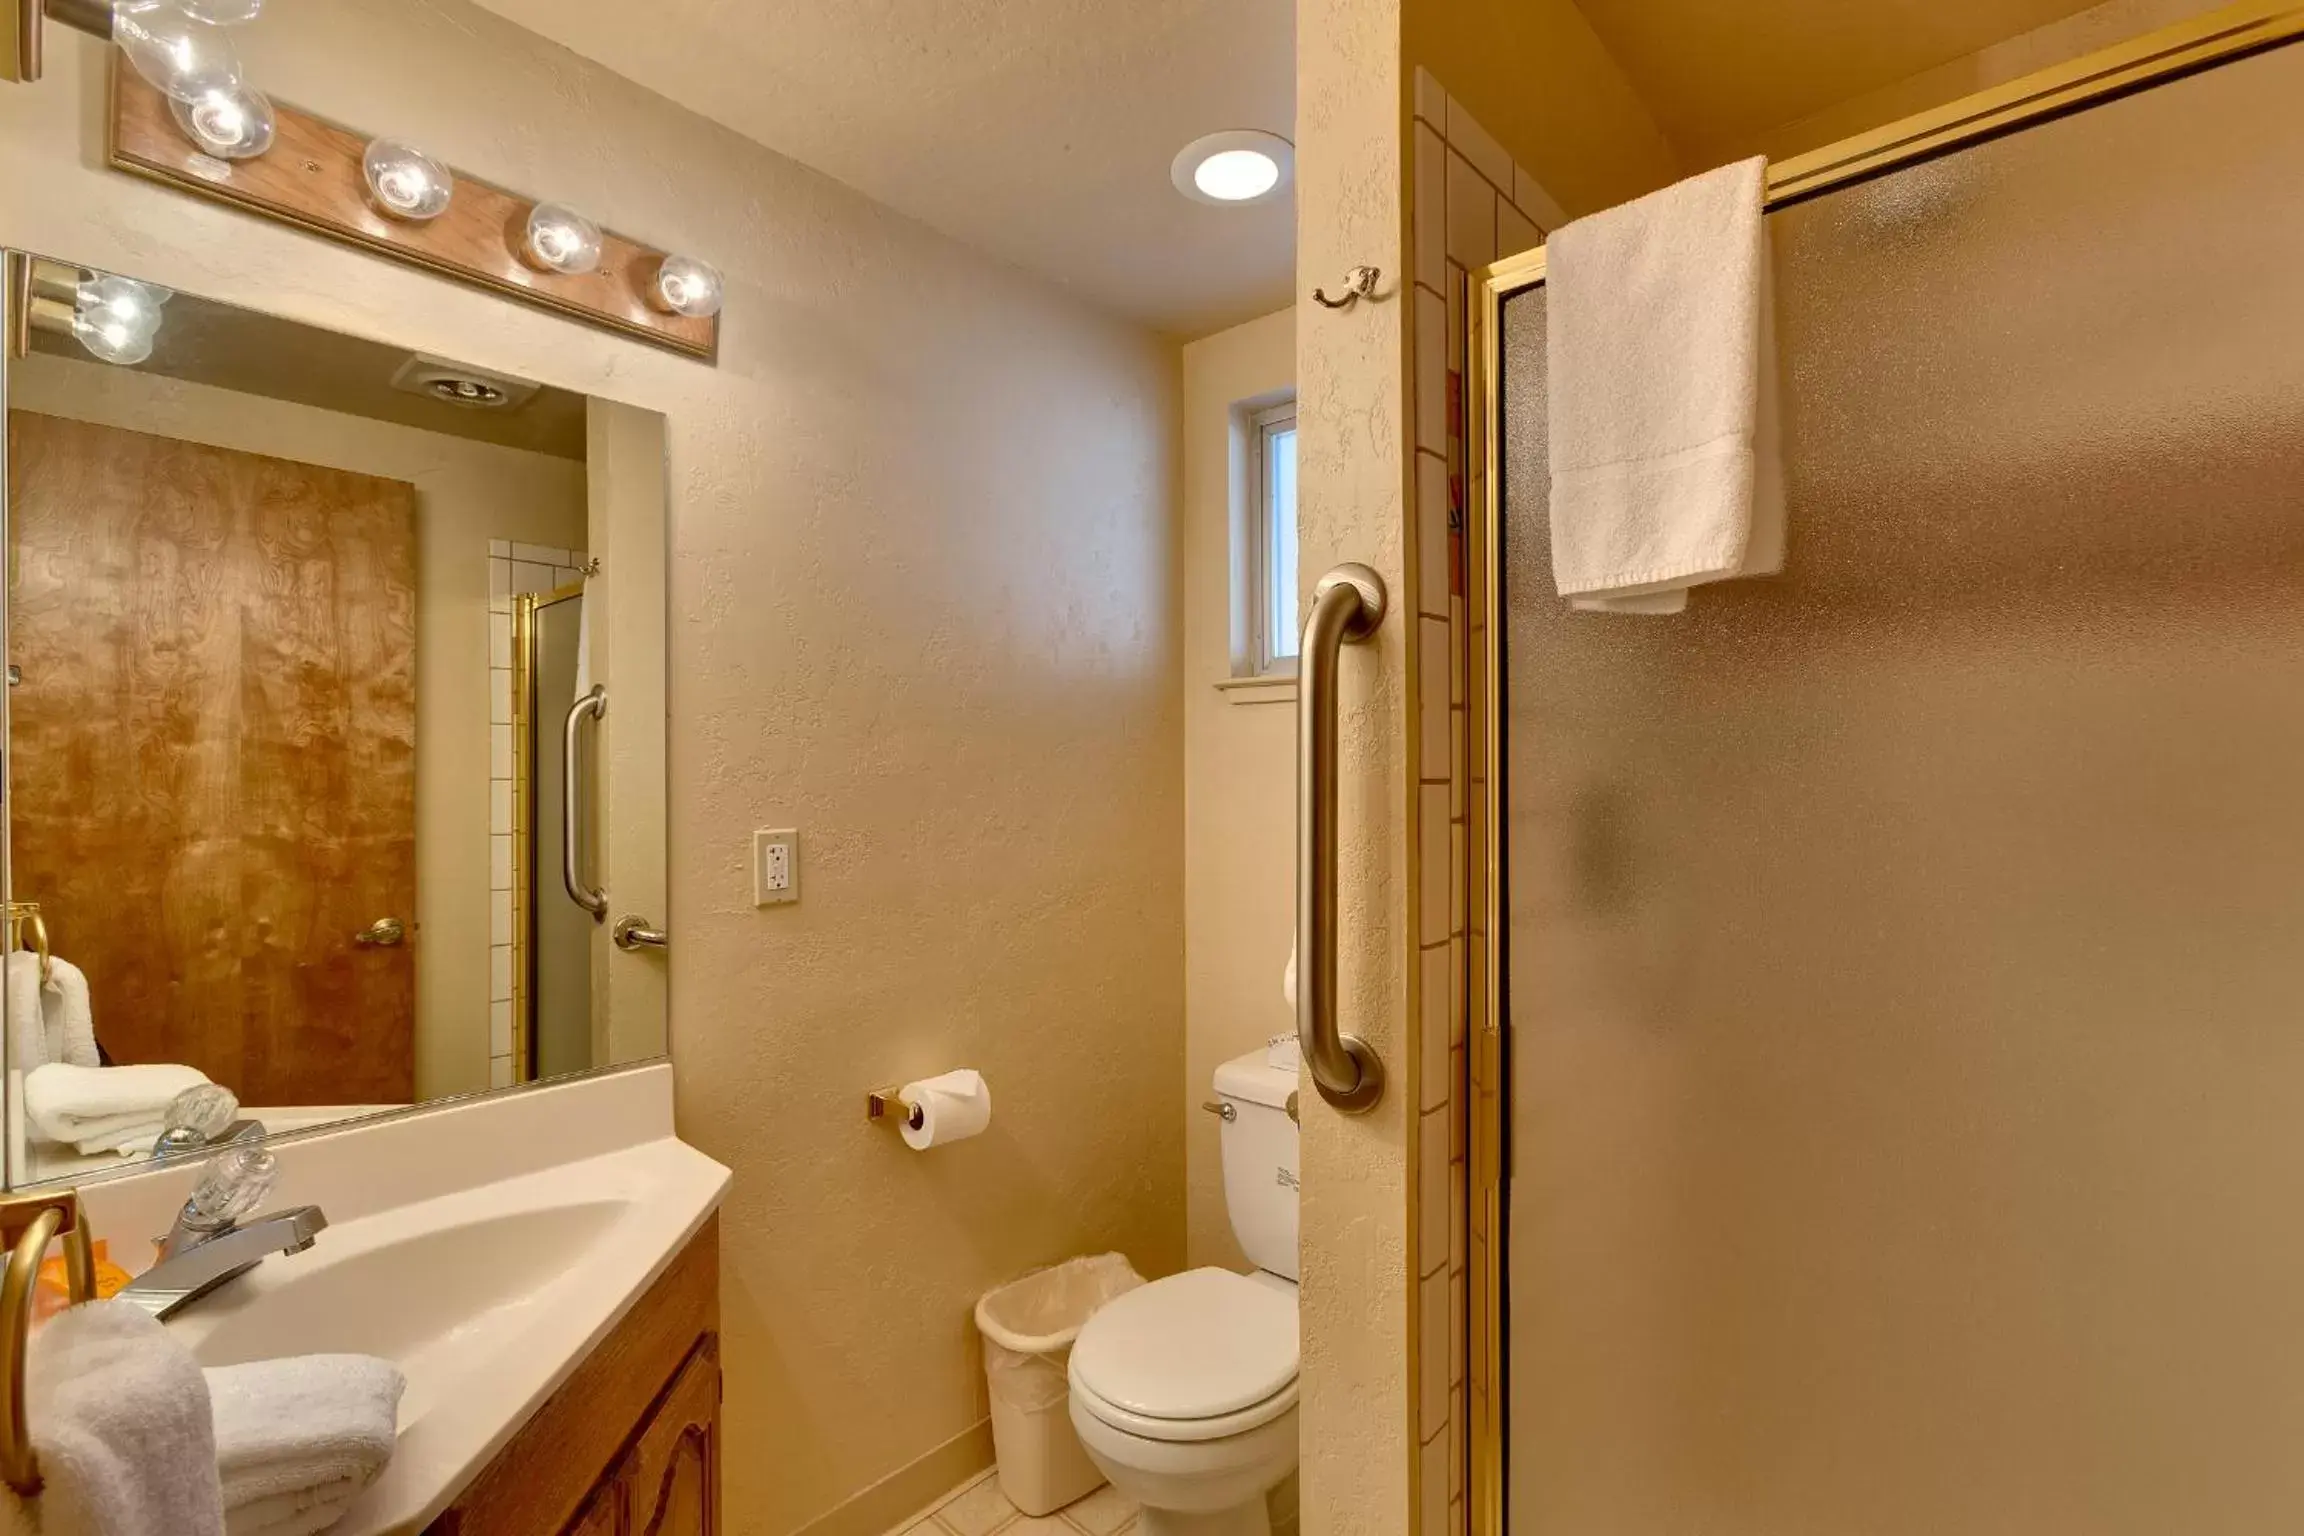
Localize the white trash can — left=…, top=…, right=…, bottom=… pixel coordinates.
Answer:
left=974, top=1252, right=1145, bottom=1516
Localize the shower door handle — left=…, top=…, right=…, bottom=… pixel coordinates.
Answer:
left=562, top=685, right=608, bottom=921
left=1298, top=563, right=1388, bottom=1113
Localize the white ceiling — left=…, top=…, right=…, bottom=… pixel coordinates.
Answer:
left=472, top=0, right=1298, bottom=340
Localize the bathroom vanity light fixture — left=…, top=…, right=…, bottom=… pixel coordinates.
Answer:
left=95, top=55, right=724, bottom=357
left=1170, top=130, right=1294, bottom=207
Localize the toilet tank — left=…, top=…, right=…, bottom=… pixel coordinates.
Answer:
left=1214, top=1047, right=1300, bottom=1280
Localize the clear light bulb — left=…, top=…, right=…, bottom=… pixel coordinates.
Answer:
left=168, top=82, right=273, bottom=159
left=75, top=274, right=166, bottom=343
left=113, top=2, right=244, bottom=104
left=362, top=138, right=453, bottom=221
left=73, top=311, right=157, bottom=366
left=524, top=203, right=603, bottom=275
left=652, top=254, right=723, bottom=319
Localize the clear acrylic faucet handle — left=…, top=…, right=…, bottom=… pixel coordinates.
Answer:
left=186, top=1144, right=276, bottom=1230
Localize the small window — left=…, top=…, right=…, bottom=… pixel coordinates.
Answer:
left=1248, top=401, right=1299, bottom=676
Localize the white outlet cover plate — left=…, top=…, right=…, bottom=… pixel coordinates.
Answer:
left=753, top=828, right=798, bottom=906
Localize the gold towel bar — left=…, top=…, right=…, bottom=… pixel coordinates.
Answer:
left=0, top=1189, right=97, bottom=1495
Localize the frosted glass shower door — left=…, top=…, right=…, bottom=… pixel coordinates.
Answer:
left=1496, top=40, right=2304, bottom=1536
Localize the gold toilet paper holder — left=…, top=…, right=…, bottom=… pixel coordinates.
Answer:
left=866, top=1087, right=923, bottom=1130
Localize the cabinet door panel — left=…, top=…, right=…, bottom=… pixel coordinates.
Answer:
left=625, top=1342, right=719, bottom=1536
left=563, top=1483, right=624, bottom=1536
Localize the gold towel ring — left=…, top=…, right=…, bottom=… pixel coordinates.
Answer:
left=4, top=903, right=49, bottom=988
left=0, top=1191, right=97, bottom=1495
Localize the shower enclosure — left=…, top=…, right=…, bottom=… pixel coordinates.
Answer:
left=1468, top=9, right=2304, bottom=1531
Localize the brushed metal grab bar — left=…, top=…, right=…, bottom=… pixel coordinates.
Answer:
left=563, top=684, right=608, bottom=921
left=1298, top=563, right=1388, bottom=1112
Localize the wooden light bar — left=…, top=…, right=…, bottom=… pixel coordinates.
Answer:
left=106, top=57, right=718, bottom=361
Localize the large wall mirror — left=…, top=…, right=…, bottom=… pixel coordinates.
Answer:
left=0, top=251, right=670, bottom=1188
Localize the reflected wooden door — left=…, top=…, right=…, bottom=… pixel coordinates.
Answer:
left=7, top=411, right=416, bottom=1106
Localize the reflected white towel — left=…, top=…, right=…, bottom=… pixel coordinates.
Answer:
left=1546, top=156, right=1785, bottom=613
left=5, top=953, right=47, bottom=1076
left=208, top=1354, right=404, bottom=1536
left=23, top=1062, right=211, bottom=1153
left=42, top=957, right=100, bottom=1069
left=28, top=1300, right=225, bottom=1536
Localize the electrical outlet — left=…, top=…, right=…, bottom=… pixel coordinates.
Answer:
left=753, top=829, right=799, bottom=906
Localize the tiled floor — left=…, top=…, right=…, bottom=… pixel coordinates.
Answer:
left=890, top=1470, right=1138, bottom=1536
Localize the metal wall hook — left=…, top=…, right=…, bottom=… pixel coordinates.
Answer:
left=1312, top=265, right=1383, bottom=310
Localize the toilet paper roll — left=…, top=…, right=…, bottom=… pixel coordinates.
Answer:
left=899, top=1068, right=992, bottom=1151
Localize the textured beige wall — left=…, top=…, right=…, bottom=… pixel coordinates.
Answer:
left=0, top=6, right=1184, bottom=1531
left=1402, top=0, right=1682, bottom=220
left=1181, top=306, right=1295, bottom=1272
left=7, top=352, right=585, bottom=1105
left=1296, top=0, right=1416, bottom=1531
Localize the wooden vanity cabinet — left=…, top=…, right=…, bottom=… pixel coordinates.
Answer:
left=426, top=1217, right=720, bottom=1536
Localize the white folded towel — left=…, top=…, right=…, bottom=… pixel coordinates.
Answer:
left=42, top=958, right=100, bottom=1069
left=5, top=952, right=47, bottom=1075
left=208, top=1354, right=404, bottom=1536
left=28, top=1300, right=225, bottom=1536
left=1545, top=155, right=1785, bottom=613
left=23, top=1062, right=213, bottom=1154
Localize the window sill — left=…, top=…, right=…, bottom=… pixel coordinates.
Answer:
left=1214, top=673, right=1298, bottom=705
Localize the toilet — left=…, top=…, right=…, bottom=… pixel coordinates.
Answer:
left=1068, top=1047, right=1299, bottom=1536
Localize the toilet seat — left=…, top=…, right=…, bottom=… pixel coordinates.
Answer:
left=1069, top=1268, right=1299, bottom=1444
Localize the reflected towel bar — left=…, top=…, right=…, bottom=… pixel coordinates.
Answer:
left=562, top=685, right=608, bottom=921
left=1297, top=563, right=1388, bottom=1112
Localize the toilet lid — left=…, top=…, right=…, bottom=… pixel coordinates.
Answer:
left=1068, top=1268, right=1298, bottom=1424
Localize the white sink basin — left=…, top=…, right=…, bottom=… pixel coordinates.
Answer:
left=75, top=1064, right=726, bottom=1536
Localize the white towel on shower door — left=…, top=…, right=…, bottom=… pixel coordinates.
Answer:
left=1545, top=155, right=1785, bottom=613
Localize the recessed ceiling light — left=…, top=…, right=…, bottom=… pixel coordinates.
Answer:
left=1171, top=130, right=1294, bottom=207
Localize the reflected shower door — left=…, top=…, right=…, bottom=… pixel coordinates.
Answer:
left=1498, top=40, right=2304, bottom=1536
left=526, top=589, right=593, bottom=1080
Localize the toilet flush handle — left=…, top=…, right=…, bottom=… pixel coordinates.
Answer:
left=1200, top=1100, right=1236, bottom=1122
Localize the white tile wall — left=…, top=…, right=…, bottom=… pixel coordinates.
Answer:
left=485, top=542, right=588, bottom=1090
left=1409, top=65, right=1562, bottom=1536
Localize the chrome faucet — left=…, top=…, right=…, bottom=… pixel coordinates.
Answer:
left=116, top=1143, right=327, bottom=1322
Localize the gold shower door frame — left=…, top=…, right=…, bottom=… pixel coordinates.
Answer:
left=510, top=579, right=586, bottom=1087
left=1460, top=4, right=2304, bottom=1530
